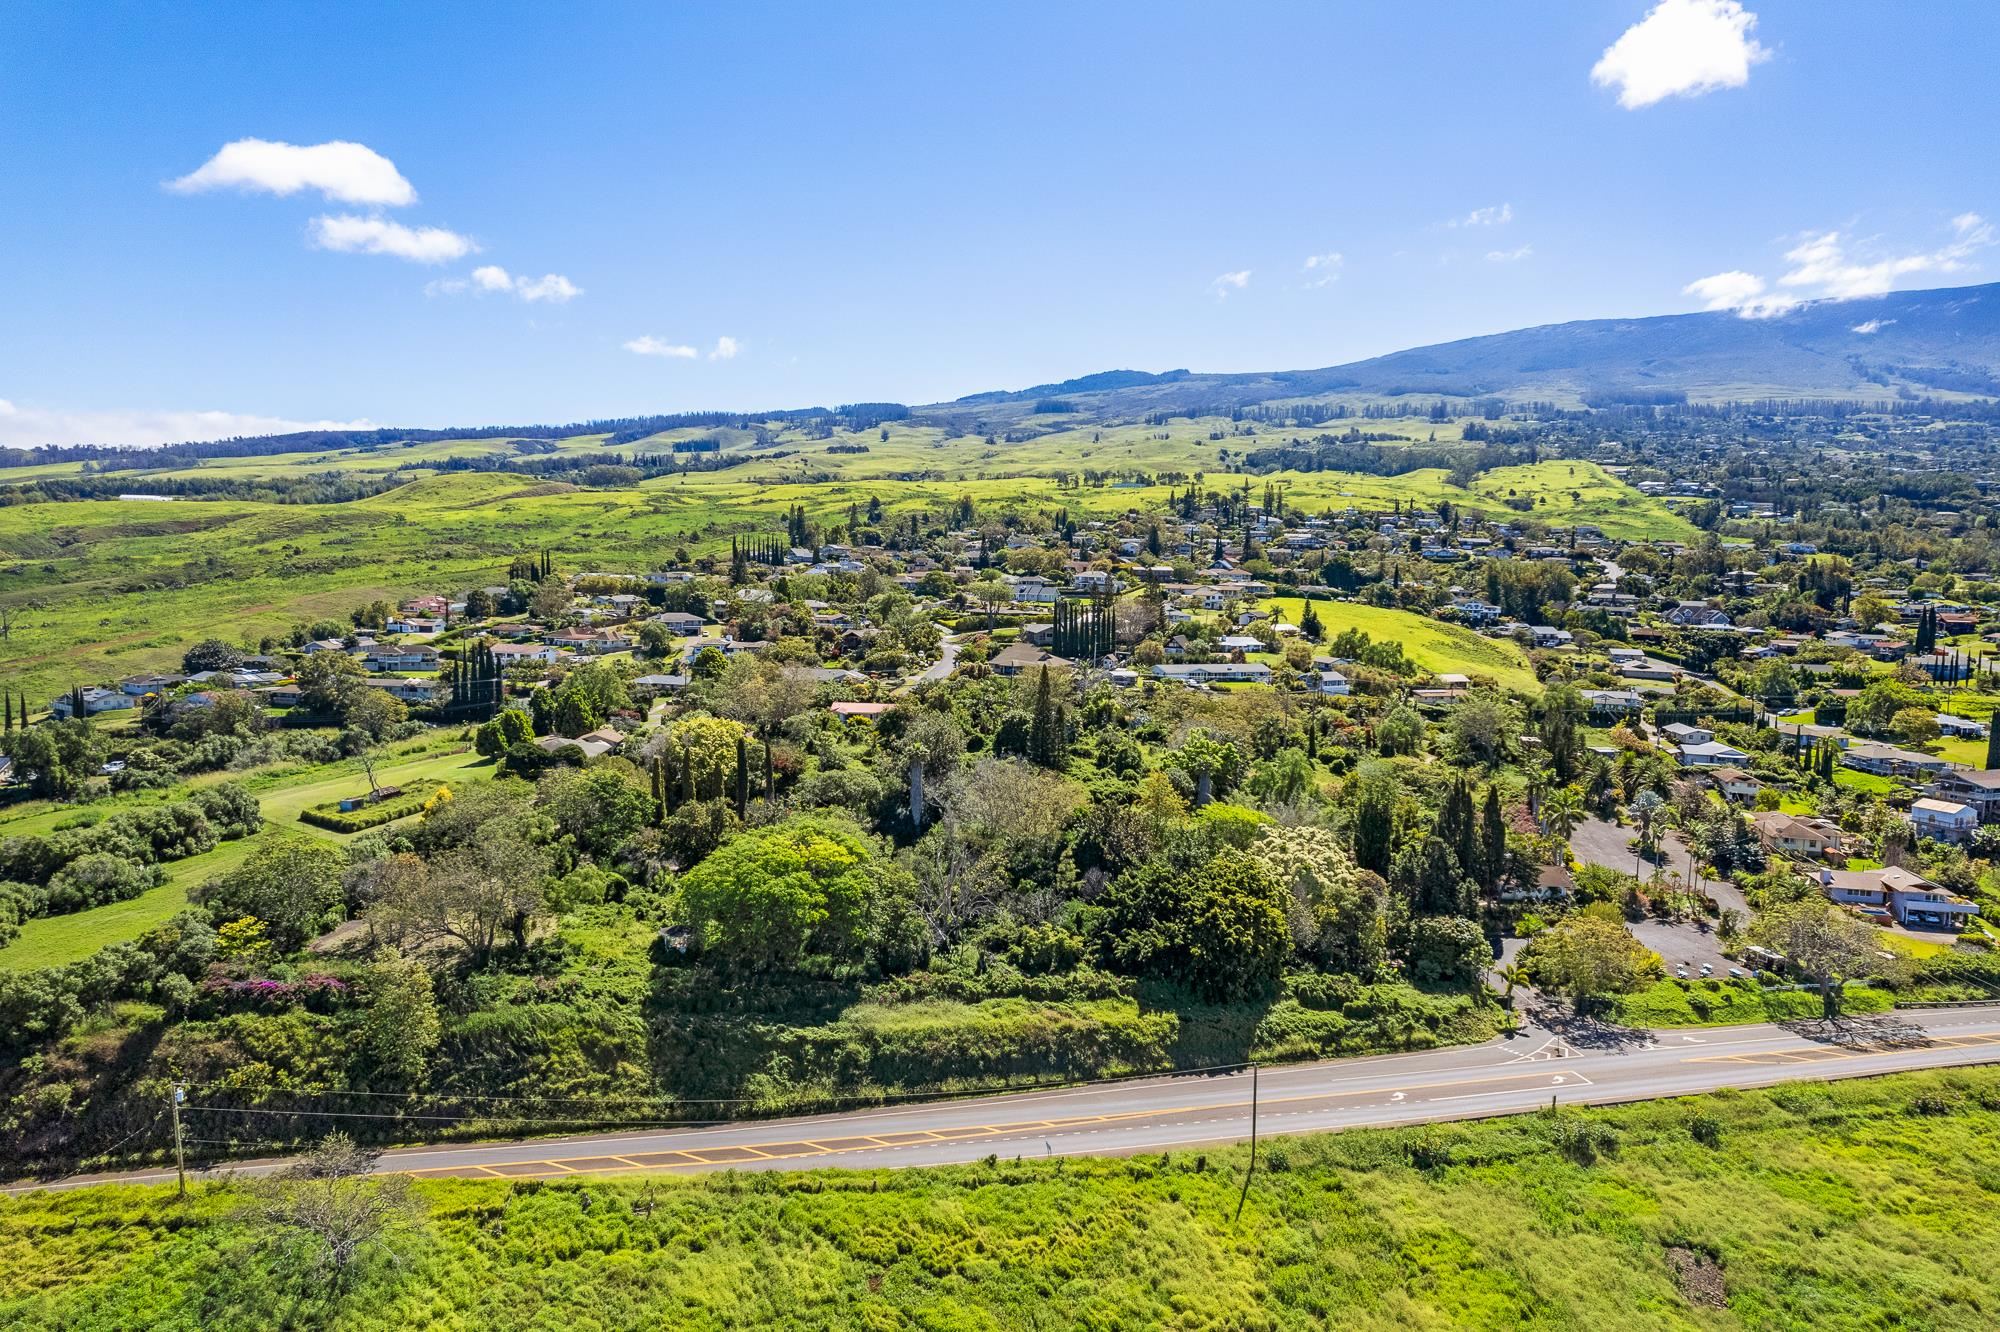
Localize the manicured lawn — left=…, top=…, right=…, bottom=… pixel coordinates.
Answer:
left=0, top=744, right=497, bottom=971
left=1261, top=596, right=1541, bottom=693
left=7, top=1069, right=2000, bottom=1329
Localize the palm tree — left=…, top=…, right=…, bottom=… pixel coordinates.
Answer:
left=1629, top=788, right=1667, bottom=880
left=1524, top=757, right=1554, bottom=827
left=1542, top=785, right=1586, bottom=858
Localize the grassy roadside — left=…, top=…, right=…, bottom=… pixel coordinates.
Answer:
left=4, top=1068, right=1999, bottom=1329
left=1610, top=979, right=1897, bottom=1027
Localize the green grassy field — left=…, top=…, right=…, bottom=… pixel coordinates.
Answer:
left=1610, top=979, right=1895, bottom=1027
left=1261, top=595, right=1541, bottom=693
left=5, top=1068, right=2000, bottom=1329
left=0, top=421, right=1687, bottom=702
left=0, top=741, right=496, bottom=971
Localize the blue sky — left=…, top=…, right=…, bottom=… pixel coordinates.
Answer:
left=1, top=1, right=1995, bottom=444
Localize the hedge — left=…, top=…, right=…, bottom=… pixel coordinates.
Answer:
left=298, top=796, right=426, bottom=833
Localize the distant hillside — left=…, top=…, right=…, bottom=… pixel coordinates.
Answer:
left=932, top=281, right=2000, bottom=420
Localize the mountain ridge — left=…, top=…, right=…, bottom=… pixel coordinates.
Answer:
left=925, top=281, right=2000, bottom=420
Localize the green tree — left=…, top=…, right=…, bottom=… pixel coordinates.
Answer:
left=195, top=837, right=347, bottom=952
left=678, top=816, right=881, bottom=970
left=1376, top=704, right=1425, bottom=757
left=1350, top=762, right=1399, bottom=875
left=359, top=948, right=440, bottom=1084
left=1749, top=899, right=1879, bottom=1018
left=537, top=766, right=653, bottom=860
left=1099, top=848, right=1290, bottom=1001
left=1542, top=785, right=1586, bottom=851
left=1519, top=914, right=1663, bottom=1007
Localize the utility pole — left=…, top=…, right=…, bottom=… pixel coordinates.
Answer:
left=1234, top=1063, right=1259, bottom=1222
left=172, top=1081, right=187, bottom=1200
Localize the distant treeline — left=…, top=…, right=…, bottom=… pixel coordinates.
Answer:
left=407, top=448, right=767, bottom=484
left=0, top=471, right=405, bottom=506
left=1238, top=436, right=1534, bottom=480
left=0, top=402, right=914, bottom=470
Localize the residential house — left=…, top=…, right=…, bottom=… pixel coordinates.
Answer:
left=649, top=611, right=706, bottom=636
left=364, top=677, right=441, bottom=705
left=49, top=687, right=136, bottom=719
left=1020, top=623, right=1056, bottom=648
left=490, top=642, right=561, bottom=666
left=536, top=734, right=614, bottom=761
left=1841, top=742, right=1956, bottom=779
left=1152, top=662, right=1273, bottom=686
left=1315, top=668, right=1352, bottom=697
left=362, top=645, right=440, bottom=673
left=1581, top=689, right=1646, bottom=717
left=1817, top=865, right=1979, bottom=930
left=1912, top=798, right=1979, bottom=844
left=1931, top=769, right=2000, bottom=823
left=631, top=673, right=689, bottom=697
left=1678, top=740, right=1751, bottom=768
left=1751, top=811, right=1843, bottom=858
left=1706, top=767, right=1763, bottom=804
left=1662, top=723, right=1714, bottom=747
left=989, top=643, right=1072, bottom=677
left=1937, top=714, right=1989, bottom=740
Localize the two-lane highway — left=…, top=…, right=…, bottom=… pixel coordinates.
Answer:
left=15, top=1006, right=2000, bottom=1193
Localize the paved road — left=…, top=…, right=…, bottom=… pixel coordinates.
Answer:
left=15, top=1006, right=2000, bottom=1194
left=896, top=634, right=963, bottom=693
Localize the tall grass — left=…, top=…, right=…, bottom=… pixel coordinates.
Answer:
left=6, top=1068, right=2000, bottom=1329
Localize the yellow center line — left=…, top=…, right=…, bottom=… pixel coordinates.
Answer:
left=384, top=1068, right=1607, bottom=1180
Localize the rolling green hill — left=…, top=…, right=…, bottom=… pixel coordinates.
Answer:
left=0, top=429, right=1686, bottom=703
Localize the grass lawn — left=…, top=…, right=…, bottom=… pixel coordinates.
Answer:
left=7, top=1068, right=2000, bottom=1329
left=1834, top=767, right=1897, bottom=795
left=1610, top=979, right=1894, bottom=1027
left=1261, top=595, right=1540, bottom=693
left=0, top=742, right=498, bottom=971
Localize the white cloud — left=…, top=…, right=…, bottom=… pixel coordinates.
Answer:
left=1591, top=0, right=1770, bottom=110
left=1301, top=252, right=1344, bottom=288
left=0, top=400, right=376, bottom=449
left=429, top=265, right=580, bottom=302
left=625, top=336, right=699, bottom=359
left=1776, top=213, right=1994, bottom=298
left=1683, top=269, right=1767, bottom=310
left=1689, top=213, right=1997, bottom=318
left=513, top=273, right=579, bottom=303
left=1485, top=245, right=1534, bottom=263
left=1682, top=268, right=1797, bottom=318
left=1851, top=318, right=1894, bottom=335
left=310, top=214, right=475, bottom=264
left=1449, top=204, right=1513, bottom=228
left=1210, top=269, right=1251, bottom=301
left=709, top=336, right=741, bottom=361
left=168, top=138, right=417, bottom=206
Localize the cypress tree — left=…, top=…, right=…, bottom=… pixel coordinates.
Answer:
left=1030, top=668, right=1060, bottom=768
left=735, top=735, right=750, bottom=819
left=1986, top=720, right=2000, bottom=772
left=1480, top=784, right=1507, bottom=891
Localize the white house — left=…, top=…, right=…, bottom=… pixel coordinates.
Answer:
left=1678, top=740, right=1751, bottom=768
left=1912, top=798, right=1979, bottom=844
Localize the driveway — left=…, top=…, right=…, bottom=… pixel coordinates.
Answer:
left=897, top=634, right=963, bottom=693
left=1568, top=816, right=1752, bottom=978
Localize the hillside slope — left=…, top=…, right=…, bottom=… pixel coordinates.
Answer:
left=937, top=281, right=2000, bottom=419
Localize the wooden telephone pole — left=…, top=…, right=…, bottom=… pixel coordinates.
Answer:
left=1234, top=1063, right=1259, bottom=1222
left=171, top=1082, right=187, bottom=1199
